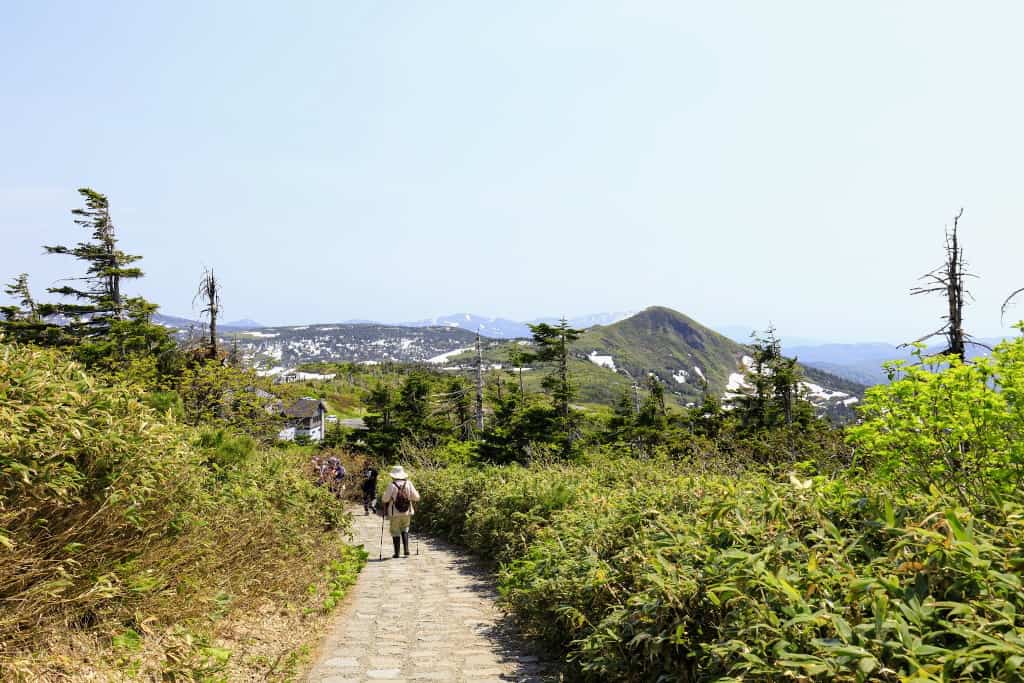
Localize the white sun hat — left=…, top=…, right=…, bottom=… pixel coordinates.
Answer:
left=389, top=465, right=408, bottom=480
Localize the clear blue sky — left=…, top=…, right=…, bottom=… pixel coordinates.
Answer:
left=2, top=1, right=1023, bottom=342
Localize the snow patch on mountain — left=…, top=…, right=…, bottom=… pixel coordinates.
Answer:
left=428, top=347, right=472, bottom=364
left=726, top=356, right=755, bottom=393
left=801, top=382, right=850, bottom=401
left=587, top=351, right=617, bottom=371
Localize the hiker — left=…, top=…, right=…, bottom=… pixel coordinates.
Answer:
left=327, top=457, right=347, bottom=499
left=381, top=465, right=420, bottom=558
left=361, top=466, right=379, bottom=515
left=311, top=456, right=327, bottom=486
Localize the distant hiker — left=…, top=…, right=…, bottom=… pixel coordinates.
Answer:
left=381, top=465, right=420, bottom=558
left=327, top=457, right=347, bottom=499
left=311, top=456, right=328, bottom=486
left=361, top=466, right=379, bottom=515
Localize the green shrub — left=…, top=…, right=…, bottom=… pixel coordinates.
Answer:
left=194, top=427, right=259, bottom=470
left=0, top=343, right=349, bottom=675
left=417, top=458, right=1024, bottom=681
left=849, top=336, right=1024, bottom=503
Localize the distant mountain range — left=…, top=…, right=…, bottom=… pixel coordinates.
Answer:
left=399, top=312, right=636, bottom=338
left=153, top=313, right=264, bottom=331
left=156, top=311, right=635, bottom=339
left=153, top=310, right=1019, bottom=389
left=207, top=305, right=861, bottom=420
left=783, top=338, right=1011, bottom=386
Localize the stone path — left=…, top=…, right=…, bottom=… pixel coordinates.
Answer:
left=305, top=508, right=555, bottom=683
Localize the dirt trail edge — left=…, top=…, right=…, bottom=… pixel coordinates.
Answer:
left=305, top=507, right=555, bottom=683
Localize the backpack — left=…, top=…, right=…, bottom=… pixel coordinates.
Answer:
left=392, top=481, right=411, bottom=513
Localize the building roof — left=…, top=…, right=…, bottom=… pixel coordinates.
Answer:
left=283, top=398, right=327, bottom=419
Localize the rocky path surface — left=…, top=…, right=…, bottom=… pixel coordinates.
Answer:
left=305, top=508, right=555, bottom=683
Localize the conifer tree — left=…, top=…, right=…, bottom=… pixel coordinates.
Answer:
left=444, top=376, right=474, bottom=441
left=35, top=188, right=175, bottom=367
left=528, top=318, right=582, bottom=418
left=506, top=343, right=528, bottom=401
left=731, top=326, right=809, bottom=431
left=3, top=274, right=37, bottom=321
left=0, top=274, right=68, bottom=346
left=45, top=188, right=144, bottom=338
left=644, top=374, right=667, bottom=417
left=527, top=318, right=583, bottom=453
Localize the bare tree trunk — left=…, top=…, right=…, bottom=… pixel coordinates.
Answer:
left=475, top=332, right=484, bottom=431
left=909, top=208, right=972, bottom=362
left=194, top=268, right=222, bottom=360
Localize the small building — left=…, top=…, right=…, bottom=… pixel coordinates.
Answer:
left=280, top=397, right=328, bottom=442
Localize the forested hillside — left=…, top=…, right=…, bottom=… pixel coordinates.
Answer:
left=436, top=306, right=863, bottom=420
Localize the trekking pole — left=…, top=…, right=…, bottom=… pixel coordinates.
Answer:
left=378, top=511, right=385, bottom=561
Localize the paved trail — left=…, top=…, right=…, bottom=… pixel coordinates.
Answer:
left=305, top=508, right=554, bottom=683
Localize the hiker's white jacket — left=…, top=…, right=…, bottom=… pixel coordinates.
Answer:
left=381, top=479, right=421, bottom=517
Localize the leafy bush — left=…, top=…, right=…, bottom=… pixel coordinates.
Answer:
left=0, top=343, right=350, bottom=677
left=849, top=335, right=1024, bottom=502
left=417, top=458, right=1024, bottom=681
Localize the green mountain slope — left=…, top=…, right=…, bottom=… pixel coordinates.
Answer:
left=443, top=306, right=864, bottom=418
left=573, top=305, right=746, bottom=404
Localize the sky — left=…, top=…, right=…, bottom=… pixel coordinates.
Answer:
left=2, top=1, right=1023, bottom=343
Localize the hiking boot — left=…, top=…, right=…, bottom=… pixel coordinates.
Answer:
left=401, top=531, right=410, bottom=556
left=392, top=537, right=401, bottom=559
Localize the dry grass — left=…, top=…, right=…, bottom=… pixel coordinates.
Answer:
left=0, top=344, right=365, bottom=681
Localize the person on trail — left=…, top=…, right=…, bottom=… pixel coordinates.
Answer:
left=327, top=457, right=347, bottom=499
left=311, top=456, right=327, bottom=486
left=361, top=466, right=379, bottom=515
left=381, top=465, right=420, bottom=558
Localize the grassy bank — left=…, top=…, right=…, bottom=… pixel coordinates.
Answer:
left=0, top=343, right=365, bottom=680
left=415, top=459, right=1024, bottom=681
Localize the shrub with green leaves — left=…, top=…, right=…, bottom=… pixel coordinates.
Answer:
left=849, top=334, right=1024, bottom=502
left=417, top=459, right=1024, bottom=681
left=0, top=343, right=350, bottom=677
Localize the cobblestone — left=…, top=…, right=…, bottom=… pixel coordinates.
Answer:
left=305, top=508, right=555, bottom=682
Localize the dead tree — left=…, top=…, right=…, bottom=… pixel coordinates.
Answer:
left=1002, top=287, right=1024, bottom=324
left=475, top=331, right=485, bottom=431
left=193, top=267, right=222, bottom=360
left=907, top=209, right=982, bottom=361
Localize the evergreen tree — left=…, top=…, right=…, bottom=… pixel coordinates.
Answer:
left=3, top=274, right=37, bottom=321
left=644, top=374, right=667, bottom=417
left=362, top=381, right=400, bottom=456
left=45, top=189, right=143, bottom=337
left=477, top=384, right=557, bottom=465
left=730, top=326, right=811, bottom=431
left=505, top=343, right=528, bottom=401
left=443, top=376, right=474, bottom=441
left=604, top=387, right=636, bottom=444
left=527, top=318, right=582, bottom=453
left=0, top=274, right=68, bottom=346
left=39, top=188, right=175, bottom=368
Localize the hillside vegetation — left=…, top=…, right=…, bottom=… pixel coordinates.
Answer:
left=416, top=458, right=1024, bottom=681
left=0, top=343, right=361, bottom=680
left=396, top=332, right=1024, bottom=681
left=443, top=307, right=863, bottom=420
